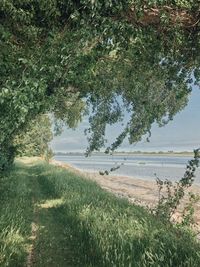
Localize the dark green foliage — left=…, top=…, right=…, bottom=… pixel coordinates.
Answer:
left=0, top=0, right=200, bottom=168
left=0, top=143, right=15, bottom=171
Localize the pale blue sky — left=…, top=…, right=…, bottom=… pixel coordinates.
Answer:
left=51, top=87, right=200, bottom=152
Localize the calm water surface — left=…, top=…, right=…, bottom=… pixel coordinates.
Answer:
left=54, top=155, right=200, bottom=184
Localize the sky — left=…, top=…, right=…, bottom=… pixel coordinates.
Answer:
left=51, top=86, right=200, bottom=153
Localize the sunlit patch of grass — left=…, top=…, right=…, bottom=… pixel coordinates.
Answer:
left=15, top=156, right=42, bottom=165
left=38, top=198, right=64, bottom=209
left=0, top=226, right=25, bottom=265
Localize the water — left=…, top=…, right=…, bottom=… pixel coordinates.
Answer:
left=54, top=154, right=200, bottom=184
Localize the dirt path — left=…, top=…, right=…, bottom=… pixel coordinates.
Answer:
left=26, top=164, right=79, bottom=267
left=26, top=198, right=38, bottom=267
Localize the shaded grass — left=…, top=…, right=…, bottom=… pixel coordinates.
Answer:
left=32, top=201, right=79, bottom=267
left=32, top=162, right=200, bottom=267
left=1, top=160, right=200, bottom=266
left=0, top=163, right=35, bottom=266
left=30, top=164, right=83, bottom=267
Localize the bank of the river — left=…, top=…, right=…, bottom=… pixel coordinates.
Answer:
left=54, top=154, right=200, bottom=183
left=51, top=159, right=200, bottom=231
left=1, top=158, right=200, bottom=267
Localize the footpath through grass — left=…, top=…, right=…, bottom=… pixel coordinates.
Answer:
left=1, top=159, right=200, bottom=267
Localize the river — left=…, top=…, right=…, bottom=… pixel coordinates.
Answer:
left=54, top=154, right=200, bottom=184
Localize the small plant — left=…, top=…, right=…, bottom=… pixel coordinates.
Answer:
left=155, top=148, right=200, bottom=225
left=180, top=192, right=200, bottom=227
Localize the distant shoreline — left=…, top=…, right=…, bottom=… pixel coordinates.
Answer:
left=54, top=151, right=194, bottom=157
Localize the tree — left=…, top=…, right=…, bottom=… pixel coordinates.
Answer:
left=14, top=115, right=53, bottom=159
left=0, top=1, right=200, bottom=169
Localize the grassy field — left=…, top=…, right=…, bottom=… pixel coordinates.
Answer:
left=0, top=159, right=200, bottom=267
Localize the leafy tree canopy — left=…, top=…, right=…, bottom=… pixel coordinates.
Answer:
left=0, top=0, right=200, bottom=169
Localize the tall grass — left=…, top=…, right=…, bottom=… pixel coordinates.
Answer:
left=35, top=162, right=200, bottom=267
left=0, top=163, right=34, bottom=267
left=1, top=161, right=200, bottom=266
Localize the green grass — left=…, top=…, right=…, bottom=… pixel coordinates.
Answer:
left=1, top=160, right=200, bottom=266
left=0, top=163, right=34, bottom=266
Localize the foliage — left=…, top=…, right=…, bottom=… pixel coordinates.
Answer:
left=0, top=0, right=200, bottom=168
left=14, top=114, right=53, bottom=160
left=155, top=149, right=200, bottom=225
left=0, top=143, right=15, bottom=171
left=181, top=192, right=200, bottom=227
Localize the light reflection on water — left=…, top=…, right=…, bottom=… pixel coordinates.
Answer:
left=54, top=155, right=200, bottom=184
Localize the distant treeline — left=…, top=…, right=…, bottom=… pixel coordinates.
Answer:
left=54, top=151, right=194, bottom=156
